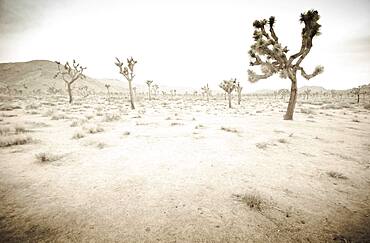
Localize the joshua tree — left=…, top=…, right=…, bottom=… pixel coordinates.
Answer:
left=105, top=84, right=111, bottom=100
left=247, top=10, right=324, bottom=120
left=219, top=78, right=237, bottom=108
left=350, top=85, right=369, bottom=103
left=235, top=82, right=243, bottom=105
left=201, top=84, right=210, bottom=102
left=278, top=89, right=289, bottom=100
left=351, top=87, right=361, bottom=103
left=303, top=89, right=311, bottom=100
left=152, top=84, right=159, bottom=97
left=146, top=80, right=153, bottom=100
left=78, top=85, right=90, bottom=98
left=54, top=60, right=87, bottom=103
left=115, top=57, right=137, bottom=109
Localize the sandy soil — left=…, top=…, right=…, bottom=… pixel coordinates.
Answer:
left=0, top=94, right=369, bottom=242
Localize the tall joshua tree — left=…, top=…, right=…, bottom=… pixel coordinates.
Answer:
left=201, top=84, right=210, bottom=102
left=219, top=78, right=237, bottom=108
left=115, top=57, right=137, bottom=109
left=54, top=60, right=86, bottom=103
left=146, top=80, right=153, bottom=100
left=247, top=10, right=324, bottom=120
left=235, top=82, right=243, bottom=105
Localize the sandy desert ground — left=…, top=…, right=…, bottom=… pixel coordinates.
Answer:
left=0, top=94, right=370, bottom=242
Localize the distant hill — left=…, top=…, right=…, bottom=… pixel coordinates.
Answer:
left=299, top=86, right=327, bottom=93
left=0, top=60, right=127, bottom=93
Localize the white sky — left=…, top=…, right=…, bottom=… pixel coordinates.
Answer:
left=0, top=0, right=369, bottom=91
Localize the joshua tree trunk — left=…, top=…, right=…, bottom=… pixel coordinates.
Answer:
left=228, top=92, right=232, bottom=108
left=128, top=80, right=135, bottom=109
left=284, top=76, right=298, bottom=120
left=67, top=83, right=73, bottom=103
left=148, top=86, right=151, bottom=101
left=238, top=92, right=241, bottom=105
left=357, top=94, right=360, bottom=103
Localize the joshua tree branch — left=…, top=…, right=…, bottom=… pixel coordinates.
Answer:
left=298, top=65, right=324, bottom=80
left=248, top=69, right=274, bottom=83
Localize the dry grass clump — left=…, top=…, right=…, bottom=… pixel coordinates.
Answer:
left=277, top=138, right=288, bottom=144
left=84, top=124, right=104, bottom=134
left=72, top=131, right=85, bottom=139
left=194, top=124, right=205, bottom=129
left=234, top=192, right=264, bottom=211
left=300, top=108, right=316, bottom=115
left=220, top=126, right=239, bottom=133
left=103, top=113, right=121, bottom=122
left=326, top=171, right=348, bottom=180
left=51, top=113, right=68, bottom=120
left=25, top=103, right=41, bottom=110
left=256, top=142, right=268, bottom=150
left=0, top=135, right=33, bottom=147
left=35, top=152, right=61, bottom=163
left=0, top=126, right=11, bottom=136
left=0, top=104, right=22, bottom=111
left=14, top=124, right=27, bottom=134
left=170, top=122, right=184, bottom=126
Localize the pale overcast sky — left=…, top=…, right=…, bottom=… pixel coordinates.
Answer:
left=0, top=0, right=369, bottom=91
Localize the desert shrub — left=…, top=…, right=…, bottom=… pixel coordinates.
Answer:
left=0, top=126, right=11, bottom=136
left=326, top=171, right=348, bottom=180
left=221, top=126, right=239, bottom=133
left=14, top=124, right=26, bottom=134
left=25, top=103, right=40, bottom=110
left=170, top=122, right=184, bottom=126
left=256, top=142, right=268, bottom=150
left=0, top=104, right=22, bottom=111
left=51, top=113, right=68, bottom=120
left=72, top=131, right=85, bottom=139
left=35, top=152, right=61, bottom=163
left=84, top=125, right=104, bottom=134
left=277, top=138, right=288, bottom=144
left=234, top=192, right=264, bottom=211
left=103, top=113, right=120, bottom=122
left=364, top=104, right=370, bottom=110
left=0, top=135, right=32, bottom=147
left=300, top=108, right=316, bottom=115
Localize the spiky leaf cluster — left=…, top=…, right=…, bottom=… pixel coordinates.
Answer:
left=54, top=60, right=86, bottom=84
left=115, top=57, right=137, bottom=81
left=248, top=10, right=323, bottom=83
left=219, top=78, right=237, bottom=94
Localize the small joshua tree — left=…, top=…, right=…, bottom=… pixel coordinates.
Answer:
left=105, top=84, right=111, bottom=100
left=201, top=84, right=210, bottom=102
left=351, top=87, right=361, bottom=103
left=115, top=57, right=137, bottom=109
left=152, top=84, right=159, bottom=97
left=78, top=85, right=90, bottom=98
left=219, top=78, right=237, bottom=108
left=247, top=10, right=324, bottom=120
left=146, top=80, right=153, bottom=100
left=235, top=82, right=243, bottom=105
left=352, top=84, right=369, bottom=103
left=54, top=60, right=86, bottom=103
left=278, top=89, right=289, bottom=100
left=303, top=89, right=311, bottom=100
